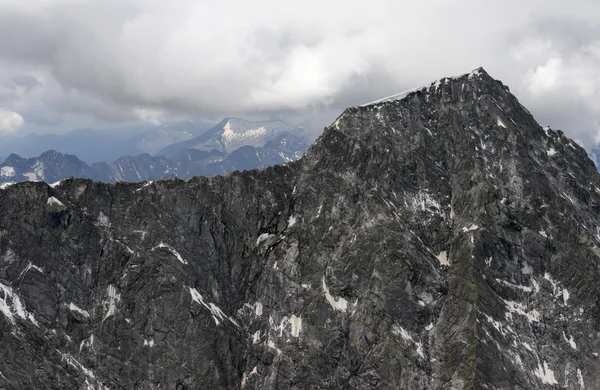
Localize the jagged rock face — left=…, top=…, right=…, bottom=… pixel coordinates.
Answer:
left=1, top=69, right=600, bottom=389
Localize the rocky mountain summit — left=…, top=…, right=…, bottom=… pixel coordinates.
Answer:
left=1, top=68, right=599, bottom=389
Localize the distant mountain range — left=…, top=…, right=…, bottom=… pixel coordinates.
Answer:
left=0, top=118, right=309, bottom=183
left=0, top=120, right=215, bottom=163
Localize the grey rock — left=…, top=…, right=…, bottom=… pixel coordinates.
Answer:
left=0, top=68, right=598, bottom=389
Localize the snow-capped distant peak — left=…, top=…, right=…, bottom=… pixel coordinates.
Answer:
left=215, top=118, right=302, bottom=154
left=222, top=121, right=267, bottom=143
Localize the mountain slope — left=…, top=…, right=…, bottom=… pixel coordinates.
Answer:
left=0, top=68, right=599, bottom=389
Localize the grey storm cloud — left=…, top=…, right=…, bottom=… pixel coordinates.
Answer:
left=0, top=0, right=598, bottom=145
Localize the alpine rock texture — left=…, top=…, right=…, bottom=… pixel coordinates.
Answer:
left=0, top=68, right=599, bottom=389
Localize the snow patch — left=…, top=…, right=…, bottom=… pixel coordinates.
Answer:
left=483, top=313, right=514, bottom=337
left=267, top=340, right=281, bottom=354
left=392, top=325, right=425, bottom=358
left=102, top=285, right=121, bottom=321
left=393, top=325, right=413, bottom=342
left=135, top=181, right=154, bottom=192
left=503, top=299, right=540, bottom=323
left=534, top=361, right=558, bottom=385
left=547, top=148, right=557, bottom=157
left=32, top=160, right=45, bottom=181
left=23, top=172, right=38, bottom=181
left=562, top=289, right=570, bottom=306
left=0, top=166, right=15, bottom=177
left=97, top=212, right=110, bottom=228
left=79, top=334, right=94, bottom=352
left=408, top=191, right=441, bottom=213
left=255, top=302, right=263, bottom=317
left=288, top=215, right=297, bottom=228
left=322, top=276, right=348, bottom=312
left=0, top=282, right=38, bottom=325
left=152, top=243, right=188, bottom=264
left=436, top=251, right=449, bottom=266
left=189, top=287, right=239, bottom=328
left=496, top=117, right=507, bottom=128
left=143, top=339, right=155, bottom=347
left=462, top=224, right=479, bottom=232
left=19, top=262, right=43, bottom=278
left=256, top=233, right=272, bottom=247
left=69, top=303, right=90, bottom=318
left=543, top=273, right=570, bottom=305
left=563, top=332, right=577, bottom=350
left=577, top=369, right=585, bottom=388
left=57, top=351, right=98, bottom=383
left=0, top=182, right=15, bottom=190
left=290, top=314, right=302, bottom=337
left=47, top=196, right=65, bottom=207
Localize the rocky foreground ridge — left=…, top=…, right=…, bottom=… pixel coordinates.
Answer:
left=0, top=68, right=599, bottom=389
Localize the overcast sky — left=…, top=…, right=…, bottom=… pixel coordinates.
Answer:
left=0, top=0, right=599, bottom=147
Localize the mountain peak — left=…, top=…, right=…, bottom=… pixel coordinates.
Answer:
left=38, top=149, right=63, bottom=160
left=322, top=66, right=533, bottom=149
left=313, top=66, right=596, bottom=194
left=360, top=67, right=496, bottom=108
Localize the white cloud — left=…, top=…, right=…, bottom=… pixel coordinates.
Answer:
left=0, top=108, right=24, bottom=133
left=134, top=107, right=162, bottom=126
left=525, top=58, right=562, bottom=95
left=0, top=0, right=598, bottom=145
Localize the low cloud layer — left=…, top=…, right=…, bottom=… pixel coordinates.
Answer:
left=0, top=0, right=598, bottom=146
